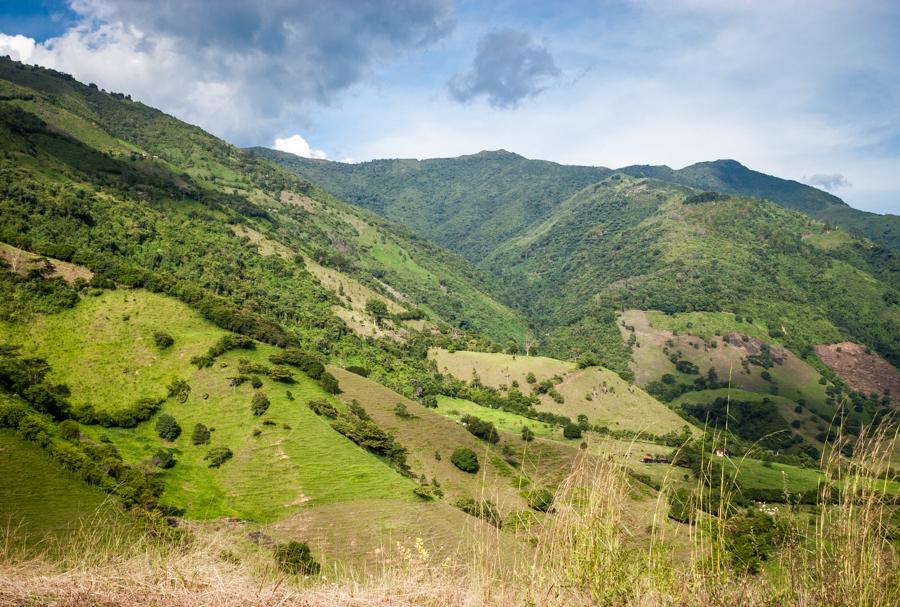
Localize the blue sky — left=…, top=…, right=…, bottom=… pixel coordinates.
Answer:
left=1, top=0, right=898, bottom=214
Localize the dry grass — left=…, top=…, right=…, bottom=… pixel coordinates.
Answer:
left=2, top=424, right=897, bottom=607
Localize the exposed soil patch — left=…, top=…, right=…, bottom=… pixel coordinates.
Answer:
left=815, top=342, right=900, bottom=404
left=0, top=242, right=93, bottom=285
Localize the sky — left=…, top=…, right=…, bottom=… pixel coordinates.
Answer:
left=0, top=1, right=898, bottom=214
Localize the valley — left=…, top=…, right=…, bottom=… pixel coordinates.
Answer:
left=0, top=56, right=897, bottom=607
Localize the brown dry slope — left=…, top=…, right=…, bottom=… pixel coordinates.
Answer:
left=816, top=342, right=900, bottom=404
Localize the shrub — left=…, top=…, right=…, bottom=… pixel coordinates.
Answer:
left=191, top=423, right=211, bottom=445
left=267, top=365, right=294, bottom=383
left=274, top=541, right=320, bottom=575
left=319, top=371, right=341, bottom=394
left=204, top=446, right=233, bottom=468
left=454, top=497, right=501, bottom=527
left=576, top=353, right=599, bottom=368
left=307, top=399, right=338, bottom=418
left=251, top=392, right=269, bottom=416
left=563, top=423, right=583, bottom=439
left=346, top=365, right=369, bottom=377
left=250, top=376, right=263, bottom=389
left=365, top=299, right=389, bottom=325
left=151, top=448, right=175, bottom=469
left=527, top=488, right=554, bottom=512
left=155, top=414, right=181, bottom=441
left=525, top=372, right=536, bottom=384
left=58, top=419, right=80, bottom=441
left=461, top=414, right=499, bottom=443
left=167, top=378, right=191, bottom=403
left=451, top=447, right=479, bottom=473
left=521, top=425, right=534, bottom=442
left=153, top=331, right=174, bottom=349
left=394, top=403, right=415, bottom=419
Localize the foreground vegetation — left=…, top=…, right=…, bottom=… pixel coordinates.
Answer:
left=1, top=424, right=896, bottom=607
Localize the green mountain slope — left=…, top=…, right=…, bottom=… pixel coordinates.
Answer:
left=486, top=174, right=899, bottom=368
left=257, top=149, right=899, bottom=255
left=0, top=57, right=527, bottom=348
left=620, top=159, right=900, bottom=249
left=251, top=147, right=611, bottom=262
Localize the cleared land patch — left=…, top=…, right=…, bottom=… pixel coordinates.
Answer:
left=816, top=342, right=900, bottom=404
left=620, top=309, right=830, bottom=414
left=0, top=242, right=93, bottom=285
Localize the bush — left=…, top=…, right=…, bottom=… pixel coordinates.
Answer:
left=346, top=365, right=369, bottom=377
left=58, top=419, right=80, bottom=441
left=151, top=448, right=175, bottom=469
left=267, top=365, right=294, bottom=382
left=167, top=378, right=191, bottom=403
left=461, top=414, right=499, bottom=443
left=521, top=425, right=534, bottom=442
left=204, top=446, right=233, bottom=468
left=394, top=403, right=416, bottom=419
left=191, top=423, right=211, bottom=445
left=454, top=497, right=501, bottom=527
left=451, top=447, right=479, bottom=473
left=319, top=371, right=340, bottom=394
left=526, top=488, right=554, bottom=512
left=153, top=331, right=174, bottom=349
left=250, top=376, right=263, bottom=389
left=563, top=423, right=582, bottom=439
left=155, top=414, right=181, bottom=441
left=307, top=399, right=338, bottom=418
left=274, top=541, right=320, bottom=575
left=251, top=392, right=270, bottom=416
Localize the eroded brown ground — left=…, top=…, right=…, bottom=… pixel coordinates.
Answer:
left=815, top=342, right=900, bottom=404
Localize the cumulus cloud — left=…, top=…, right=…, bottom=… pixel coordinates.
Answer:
left=0, top=33, right=36, bottom=61
left=273, top=134, right=327, bottom=159
left=2, top=0, right=453, bottom=144
left=802, top=173, right=851, bottom=191
left=449, top=29, right=559, bottom=108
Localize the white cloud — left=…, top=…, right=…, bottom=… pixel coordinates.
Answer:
left=0, top=33, right=36, bottom=62
left=273, top=134, right=327, bottom=159
left=802, top=174, right=850, bottom=192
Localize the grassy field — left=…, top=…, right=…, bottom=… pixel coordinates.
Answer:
left=0, top=290, right=224, bottom=416
left=329, top=367, right=580, bottom=512
left=621, top=309, right=831, bottom=414
left=0, top=426, right=125, bottom=545
left=429, top=349, right=692, bottom=435
left=436, top=395, right=559, bottom=438
left=2, top=289, right=415, bottom=521
left=430, top=348, right=572, bottom=388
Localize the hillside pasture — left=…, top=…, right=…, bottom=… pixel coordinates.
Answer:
left=0, top=289, right=224, bottom=416
left=621, top=309, right=830, bottom=414
left=429, top=348, right=572, bottom=389
left=0, top=427, right=127, bottom=546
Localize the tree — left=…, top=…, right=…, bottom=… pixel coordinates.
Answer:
left=204, top=446, right=233, bottom=468
left=563, top=423, right=582, bottom=439
left=319, top=372, right=340, bottom=394
left=251, top=391, right=270, bottom=416
left=365, top=299, right=389, bottom=326
left=461, top=414, right=499, bottom=443
left=191, top=423, right=211, bottom=445
left=451, top=447, right=479, bottom=473
left=155, top=414, right=181, bottom=441
left=267, top=365, right=295, bottom=382
left=58, top=419, right=80, bottom=441
left=153, top=331, right=174, bottom=349
left=274, top=541, right=320, bottom=575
